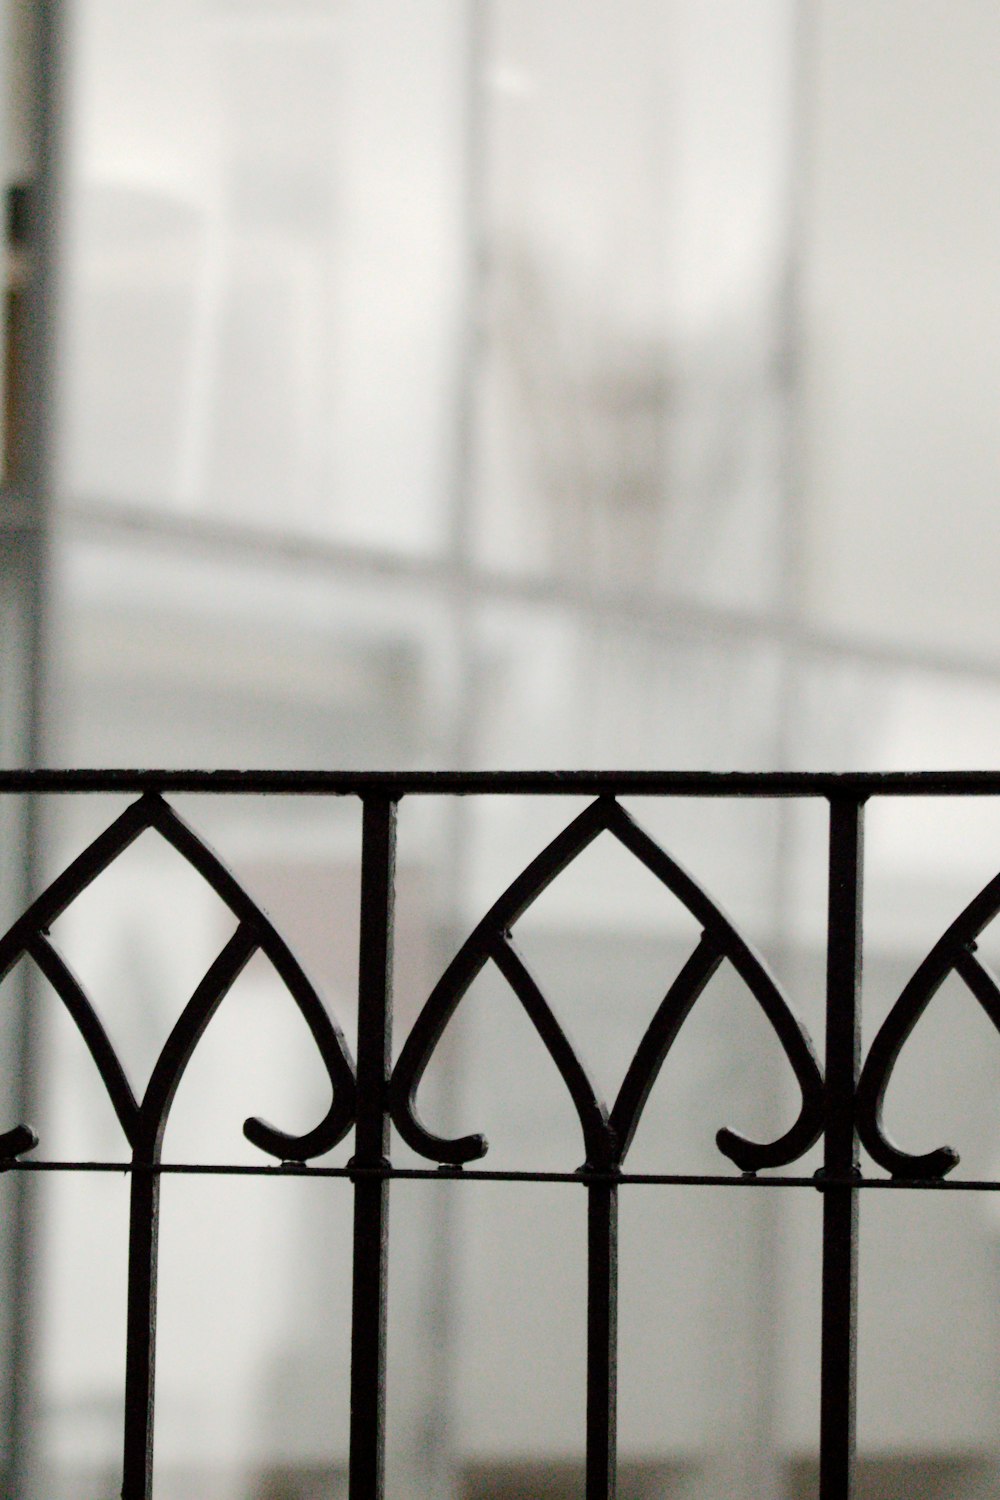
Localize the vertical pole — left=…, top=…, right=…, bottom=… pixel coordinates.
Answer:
left=349, top=798, right=397, bottom=1500
left=120, top=1161, right=160, bottom=1500
left=585, top=1180, right=618, bottom=1500
left=423, top=5, right=489, bottom=1493
left=760, top=16, right=818, bottom=1495
left=819, top=797, right=864, bottom=1500
left=1, top=6, right=64, bottom=1496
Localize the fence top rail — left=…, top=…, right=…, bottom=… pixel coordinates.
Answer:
left=1, top=768, right=1000, bottom=796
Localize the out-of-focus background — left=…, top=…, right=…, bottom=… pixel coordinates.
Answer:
left=2, top=1, right=1000, bottom=1496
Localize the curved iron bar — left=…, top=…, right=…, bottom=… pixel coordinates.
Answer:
left=0, top=795, right=153, bottom=976
left=604, top=800, right=825, bottom=1171
left=28, top=934, right=138, bottom=1141
left=857, top=868, right=1000, bottom=1178
left=134, top=925, right=258, bottom=1160
left=0, top=796, right=151, bottom=1158
left=117, top=926, right=260, bottom=1500
left=143, top=795, right=356, bottom=1158
left=0, top=793, right=356, bottom=1161
left=493, top=935, right=612, bottom=1170
left=609, top=931, right=724, bottom=1164
left=391, top=796, right=824, bottom=1171
left=390, top=798, right=613, bottom=1164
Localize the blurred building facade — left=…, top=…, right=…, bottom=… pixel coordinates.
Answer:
left=3, top=3, right=1000, bottom=1497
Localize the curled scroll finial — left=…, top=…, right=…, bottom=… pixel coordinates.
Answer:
left=0, top=795, right=356, bottom=1162
left=603, top=801, right=824, bottom=1171
left=857, top=868, right=1000, bottom=1179
left=0, top=1124, right=39, bottom=1163
left=390, top=798, right=613, bottom=1166
left=391, top=797, right=824, bottom=1172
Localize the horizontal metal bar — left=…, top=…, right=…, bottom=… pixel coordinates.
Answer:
left=54, top=496, right=1000, bottom=689
left=7, top=1160, right=1000, bottom=1188
left=6, top=768, right=1000, bottom=796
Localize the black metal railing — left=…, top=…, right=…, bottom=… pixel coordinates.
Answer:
left=4, top=769, right=1000, bottom=1499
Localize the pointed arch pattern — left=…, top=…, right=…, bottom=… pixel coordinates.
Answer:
left=390, top=796, right=825, bottom=1171
left=857, top=868, right=1000, bottom=1179
left=0, top=793, right=356, bottom=1165
left=7, top=771, right=1000, bottom=1500
left=16, top=783, right=1000, bottom=1184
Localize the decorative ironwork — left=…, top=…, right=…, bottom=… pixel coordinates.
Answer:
left=3, top=769, right=1000, bottom=1500
left=0, top=791, right=357, bottom=1499
left=0, top=792, right=356, bottom=1165
left=857, top=867, right=1000, bottom=1180
left=391, top=795, right=824, bottom=1173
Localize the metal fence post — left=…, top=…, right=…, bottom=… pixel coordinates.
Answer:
left=586, top=1177, right=618, bottom=1499
left=819, top=796, right=864, bottom=1500
left=349, top=797, right=397, bottom=1500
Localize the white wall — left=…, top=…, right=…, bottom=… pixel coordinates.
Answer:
left=802, top=0, right=1000, bottom=660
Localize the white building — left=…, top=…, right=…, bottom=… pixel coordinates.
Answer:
left=3, top=3, right=1000, bottom=1497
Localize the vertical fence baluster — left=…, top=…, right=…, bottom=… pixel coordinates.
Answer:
left=121, top=1157, right=159, bottom=1500
left=586, top=1178, right=618, bottom=1500
left=819, top=797, right=864, bottom=1500
left=349, top=798, right=397, bottom=1500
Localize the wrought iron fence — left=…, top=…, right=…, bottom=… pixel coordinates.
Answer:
left=4, top=769, right=1000, bottom=1499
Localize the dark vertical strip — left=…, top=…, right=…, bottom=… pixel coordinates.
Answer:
left=349, top=798, right=397, bottom=1500
left=586, top=1180, right=618, bottom=1500
left=819, top=798, right=864, bottom=1500
left=121, top=1162, right=160, bottom=1500
left=2, top=7, right=64, bottom=1498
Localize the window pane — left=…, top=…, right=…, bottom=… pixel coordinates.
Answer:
left=59, top=0, right=468, bottom=556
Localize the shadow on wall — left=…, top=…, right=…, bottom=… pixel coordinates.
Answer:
left=251, top=1461, right=684, bottom=1500
left=461, top=1461, right=687, bottom=1499
left=787, top=1457, right=1000, bottom=1500
left=33, top=1452, right=1000, bottom=1498
left=254, top=1456, right=1000, bottom=1499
